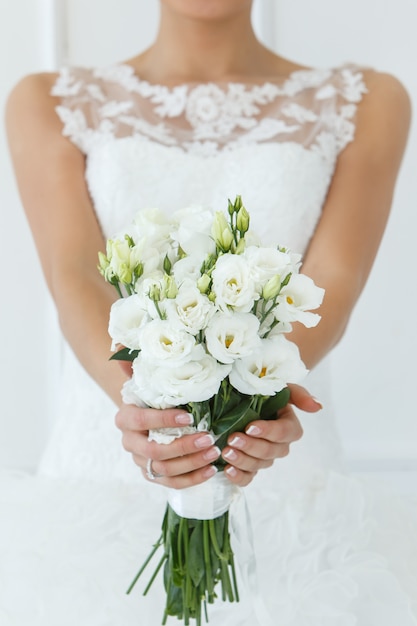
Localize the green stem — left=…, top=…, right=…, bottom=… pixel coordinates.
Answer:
left=203, top=520, right=214, bottom=599
left=126, top=534, right=163, bottom=594
left=143, top=552, right=167, bottom=596
left=113, top=282, right=124, bottom=299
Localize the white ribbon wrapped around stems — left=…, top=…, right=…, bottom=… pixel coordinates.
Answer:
left=148, top=425, right=237, bottom=519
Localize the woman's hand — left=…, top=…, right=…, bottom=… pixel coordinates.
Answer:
left=220, top=384, right=321, bottom=486
left=115, top=384, right=321, bottom=489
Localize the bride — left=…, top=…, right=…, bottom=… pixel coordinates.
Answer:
left=3, top=1, right=416, bottom=624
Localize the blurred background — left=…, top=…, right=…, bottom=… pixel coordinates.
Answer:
left=0, top=0, right=416, bottom=484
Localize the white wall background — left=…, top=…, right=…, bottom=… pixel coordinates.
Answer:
left=0, top=0, right=416, bottom=472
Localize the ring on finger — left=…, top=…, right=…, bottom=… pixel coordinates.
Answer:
left=146, top=458, right=162, bottom=480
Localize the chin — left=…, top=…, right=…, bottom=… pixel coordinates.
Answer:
left=160, top=0, right=253, bottom=21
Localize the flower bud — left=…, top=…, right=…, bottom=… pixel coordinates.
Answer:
left=148, top=283, right=161, bottom=302
left=234, top=195, right=243, bottom=211
left=212, top=211, right=234, bottom=252
left=97, top=251, right=110, bottom=277
left=262, top=275, right=282, bottom=300
left=118, top=263, right=132, bottom=285
left=163, top=254, right=172, bottom=275
left=236, top=206, right=250, bottom=234
left=164, top=275, right=178, bottom=299
left=235, top=238, right=246, bottom=255
left=197, top=273, right=211, bottom=294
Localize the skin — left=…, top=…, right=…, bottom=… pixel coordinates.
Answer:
left=5, top=0, right=411, bottom=489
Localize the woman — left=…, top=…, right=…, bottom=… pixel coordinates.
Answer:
left=3, top=0, right=416, bottom=624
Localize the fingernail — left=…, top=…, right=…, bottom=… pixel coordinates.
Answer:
left=204, top=465, right=218, bottom=478
left=203, top=446, right=221, bottom=461
left=229, top=436, right=245, bottom=448
left=226, top=466, right=237, bottom=477
left=313, top=397, right=323, bottom=409
left=195, top=434, right=216, bottom=449
left=223, top=448, right=238, bottom=461
left=246, top=425, right=261, bottom=436
left=175, top=412, right=194, bottom=425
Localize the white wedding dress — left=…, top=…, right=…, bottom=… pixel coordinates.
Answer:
left=1, top=63, right=416, bottom=626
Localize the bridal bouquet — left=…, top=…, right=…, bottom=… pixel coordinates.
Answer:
left=98, top=196, right=324, bottom=625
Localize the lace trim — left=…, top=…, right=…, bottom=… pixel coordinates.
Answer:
left=52, top=64, right=368, bottom=157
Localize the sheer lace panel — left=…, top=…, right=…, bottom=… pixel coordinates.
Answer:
left=51, top=63, right=368, bottom=158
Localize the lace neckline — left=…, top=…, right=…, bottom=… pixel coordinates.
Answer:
left=52, top=62, right=367, bottom=157
left=96, top=62, right=341, bottom=99
left=113, top=62, right=326, bottom=92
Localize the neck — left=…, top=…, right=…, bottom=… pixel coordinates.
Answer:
left=136, top=4, right=271, bottom=84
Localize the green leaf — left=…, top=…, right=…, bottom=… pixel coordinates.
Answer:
left=188, top=524, right=205, bottom=586
left=260, top=387, right=291, bottom=420
left=109, top=347, right=139, bottom=362
left=212, top=397, right=258, bottom=450
left=164, top=562, right=184, bottom=617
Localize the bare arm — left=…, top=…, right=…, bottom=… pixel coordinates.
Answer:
left=6, top=73, right=127, bottom=405
left=292, top=71, right=411, bottom=367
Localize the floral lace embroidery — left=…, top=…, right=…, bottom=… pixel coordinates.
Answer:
left=52, top=64, right=368, bottom=157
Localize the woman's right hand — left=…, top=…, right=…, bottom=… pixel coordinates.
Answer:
left=115, top=404, right=221, bottom=489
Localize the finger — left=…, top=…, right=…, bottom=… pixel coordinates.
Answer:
left=230, top=408, right=303, bottom=447
left=222, top=444, right=278, bottom=472
left=115, top=403, right=194, bottom=432
left=122, top=430, right=221, bottom=463
left=287, top=383, right=322, bottom=412
left=133, top=445, right=221, bottom=478
left=223, top=465, right=257, bottom=487
left=141, top=464, right=219, bottom=490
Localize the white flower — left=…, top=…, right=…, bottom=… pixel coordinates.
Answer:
left=244, top=245, right=294, bottom=291
left=130, top=207, right=172, bottom=252
left=229, top=336, right=308, bottom=396
left=211, top=253, right=258, bottom=312
left=139, top=319, right=202, bottom=367
left=276, top=273, right=325, bottom=327
left=165, top=282, right=215, bottom=335
left=171, top=206, right=216, bottom=257
left=205, top=312, right=261, bottom=364
left=131, top=353, right=231, bottom=409
left=108, top=294, right=150, bottom=350
left=173, top=255, right=205, bottom=285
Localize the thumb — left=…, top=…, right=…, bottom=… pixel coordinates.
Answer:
left=287, top=383, right=323, bottom=413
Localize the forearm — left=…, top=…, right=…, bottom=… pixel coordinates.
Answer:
left=52, top=266, right=128, bottom=406
left=289, top=268, right=358, bottom=370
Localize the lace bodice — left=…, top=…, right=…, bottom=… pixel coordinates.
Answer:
left=51, top=63, right=367, bottom=250
left=39, top=63, right=368, bottom=482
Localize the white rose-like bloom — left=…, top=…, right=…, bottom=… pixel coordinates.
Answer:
left=135, top=245, right=164, bottom=278
left=165, top=281, right=215, bottom=335
left=172, top=255, right=205, bottom=285
left=276, top=273, right=325, bottom=328
left=131, top=352, right=231, bottom=409
left=229, top=335, right=308, bottom=396
left=171, top=206, right=216, bottom=257
left=139, top=319, right=202, bottom=367
left=108, top=294, right=150, bottom=351
left=130, top=207, right=172, bottom=253
left=205, top=311, right=261, bottom=364
left=211, top=253, right=258, bottom=313
left=243, top=245, right=293, bottom=291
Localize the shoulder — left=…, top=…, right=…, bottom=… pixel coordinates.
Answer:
left=350, top=69, right=411, bottom=154
left=361, top=69, right=411, bottom=118
left=7, top=72, right=58, bottom=110
left=6, top=72, right=61, bottom=136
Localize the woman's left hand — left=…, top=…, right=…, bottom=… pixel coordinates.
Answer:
left=221, top=384, right=321, bottom=486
